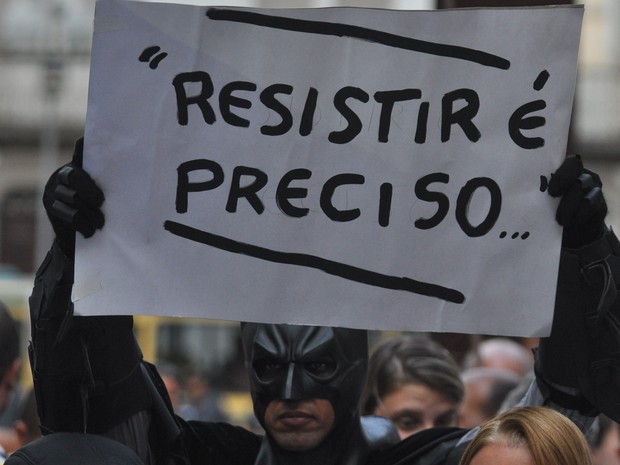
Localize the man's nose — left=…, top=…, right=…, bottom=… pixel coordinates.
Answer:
left=282, top=362, right=300, bottom=400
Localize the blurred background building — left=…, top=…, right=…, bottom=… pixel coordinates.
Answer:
left=0, top=0, right=618, bottom=426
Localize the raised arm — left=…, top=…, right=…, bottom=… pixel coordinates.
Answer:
left=535, top=155, right=620, bottom=424
left=28, top=138, right=180, bottom=464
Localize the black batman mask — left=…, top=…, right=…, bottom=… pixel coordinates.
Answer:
left=240, top=323, right=368, bottom=428
left=240, top=323, right=398, bottom=465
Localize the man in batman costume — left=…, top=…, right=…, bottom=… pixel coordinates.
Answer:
left=24, top=138, right=620, bottom=465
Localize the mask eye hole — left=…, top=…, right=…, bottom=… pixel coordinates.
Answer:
left=304, top=359, right=337, bottom=378
left=254, top=358, right=286, bottom=381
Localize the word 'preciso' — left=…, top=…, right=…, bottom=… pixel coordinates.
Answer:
left=175, top=158, right=502, bottom=237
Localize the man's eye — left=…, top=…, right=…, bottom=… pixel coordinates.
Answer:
left=304, top=360, right=337, bottom=377
left=254, top=359, right=285, bottom=379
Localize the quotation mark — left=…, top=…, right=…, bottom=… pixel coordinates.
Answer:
left=139, top=46, right=168, bottom=69
left=539, top=175, right=549, bottom=193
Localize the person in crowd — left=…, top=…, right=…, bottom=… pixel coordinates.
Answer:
left=458, top=406, right=593, bottom=465
left=590, top=415, right=620, bottom=465
left=11, top=389, right=42, bottom=452
left=157, top=364, right=182, bottom=413
left=0, top=303, right=20, bottom=463
left=462, top=338, right=533, bottom=378
left=24, top=138, right=620, bottom=465
left=0, top=389, right=41, bottom=457
left=0, top=392, right=23, bottom=436
left=458, top=367, right=521, bottom=429
left=361, top=333, right=464, bottom=438
left=178, top=372, right=226, bottom=422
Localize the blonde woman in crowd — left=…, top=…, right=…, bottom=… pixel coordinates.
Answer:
left=458, top=406, right=592, bottom=465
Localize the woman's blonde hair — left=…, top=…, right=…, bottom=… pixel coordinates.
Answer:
left=459, top=406, right=592, bottom=465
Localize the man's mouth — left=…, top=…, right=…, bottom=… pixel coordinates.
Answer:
left=277, top=410, right=314, bottom=427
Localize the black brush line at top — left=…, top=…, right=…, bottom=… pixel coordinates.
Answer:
left=206, top=8, right=511, bottom=70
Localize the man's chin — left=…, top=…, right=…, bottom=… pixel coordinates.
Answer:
left=269, top=430, right=325, bottom=452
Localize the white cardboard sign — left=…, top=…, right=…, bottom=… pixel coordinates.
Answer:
left=77, top=0, right=583, bottom=336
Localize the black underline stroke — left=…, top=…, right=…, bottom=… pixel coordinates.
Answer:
left=206, top=8, right=510, bottom=70
left=164, top=220, right=465, bottom=304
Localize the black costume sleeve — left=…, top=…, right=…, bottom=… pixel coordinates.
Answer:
left=28, top=239, right=153, bottom=434
left=537, top=227, right=620, bottom=422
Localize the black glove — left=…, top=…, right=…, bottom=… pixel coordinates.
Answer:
left=548, top=155, right=607, bottom=248
left=42, top=137, right=105, bottom=255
